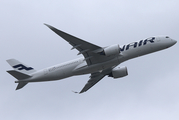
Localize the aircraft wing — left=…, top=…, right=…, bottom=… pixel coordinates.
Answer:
left=79, top=73, right=105, bottom=93
left=45, top=24, right=116, bottom=65
left=79, top=68, right=112, bottom=93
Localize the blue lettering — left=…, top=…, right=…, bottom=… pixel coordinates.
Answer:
left=13, top=64, right=33, bottom=71
left=120, top=37, right=155, bottom=51
left=143, top=37, right=155, bottom=45
left=126, top=42, right=138, bottom=50
left=138, top=40, right=143, bottom=46
left=120, top=45, right=125, bottom=51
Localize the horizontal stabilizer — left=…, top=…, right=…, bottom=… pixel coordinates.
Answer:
left=7, top=70, right=30, bottom=90
left=16, top=82, right=28, bottom=90
left=7, top=70, right=31, bottom=80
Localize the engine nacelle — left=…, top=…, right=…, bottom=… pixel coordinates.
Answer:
left=108, top=66, right=128, bottom=78
left=100, top=44, right=120, bottom=56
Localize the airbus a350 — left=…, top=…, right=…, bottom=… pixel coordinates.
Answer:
left=6, top=24, right=177, bottom=93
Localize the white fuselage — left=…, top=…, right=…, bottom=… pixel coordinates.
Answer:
left=18, top=36, right=176, bottom=83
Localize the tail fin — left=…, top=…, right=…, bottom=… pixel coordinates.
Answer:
left=6, top=59, right=36, bottom=75
left=6, top=59, right=36, bottom=90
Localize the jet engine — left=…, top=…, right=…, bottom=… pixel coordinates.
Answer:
left=108, top=66, right=128, bottom=78
left=100, top=44, right=120, bottom=56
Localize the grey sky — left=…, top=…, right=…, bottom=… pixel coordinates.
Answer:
left=1, top=0, right=179, bottom=120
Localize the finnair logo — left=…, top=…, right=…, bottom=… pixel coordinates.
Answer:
left=120, top=37, right=155, bottom=51
left=13, top=64, right=33, bottom=71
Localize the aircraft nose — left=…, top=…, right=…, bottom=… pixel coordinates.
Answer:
left=171, top=39, right=177, bottom=45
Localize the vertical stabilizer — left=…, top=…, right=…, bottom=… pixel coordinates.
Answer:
left=6, top=59, right=36, bottom=75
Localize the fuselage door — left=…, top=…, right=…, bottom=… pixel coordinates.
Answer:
left=43, top=69, right=48, bottom=75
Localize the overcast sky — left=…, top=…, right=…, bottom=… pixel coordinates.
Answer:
left=1, top=0, right=179, bottom=120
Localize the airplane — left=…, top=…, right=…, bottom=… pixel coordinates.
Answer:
left=6, top=24, right=177, bottom=93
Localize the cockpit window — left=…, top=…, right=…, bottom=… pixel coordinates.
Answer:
left=166, top=36, right=169, bottom=38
